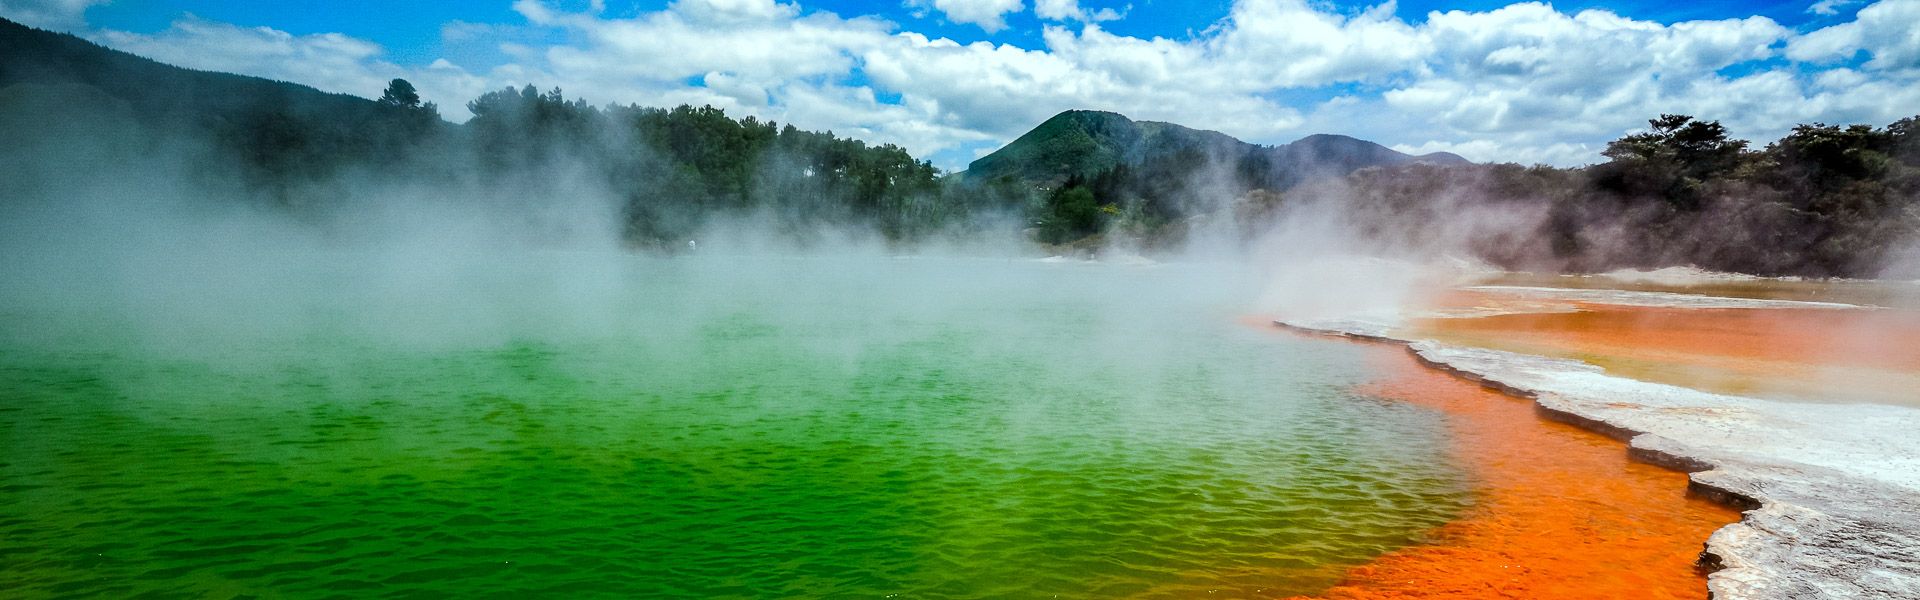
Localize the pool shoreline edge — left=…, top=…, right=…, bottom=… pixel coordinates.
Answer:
left=1271, top=319, right=1919, bottom=600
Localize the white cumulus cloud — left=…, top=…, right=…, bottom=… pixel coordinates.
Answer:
left=1034, top=0, right=1123, bottom=23
left=0, top=0, right=105, bottom=30
left=1808, top=0, right=1863, bottom=16
left=908, top=0, right=1025, bottom=33
left=92, top=17, right=491, bottom=119
left=57, top=0, right=1920, bottom=169
left=1788, top=0, right=1920, bottom=70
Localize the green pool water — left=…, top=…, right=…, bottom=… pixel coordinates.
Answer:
left=0, top=255, right=1469, bottom=598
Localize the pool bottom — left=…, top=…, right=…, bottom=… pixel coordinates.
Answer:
left=1, top=256, right=1481, bottom=599
left=1283, top=335, right=1741, bottom=600
left=1408, top=293, right=1920, bottom=407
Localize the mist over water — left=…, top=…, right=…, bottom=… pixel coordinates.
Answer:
left=0, top=70, right=1489, bottom=598
left=0, top=243, right=1472, bottom=596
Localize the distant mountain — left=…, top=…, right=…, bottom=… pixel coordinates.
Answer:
left=0, top=16, right=446, bottom=193
left=964, top=110, right=1467, bottom=189
left=0, top=17, right=949, bottom=243
left=1280, top=133, right=1470, bottom=179
left=0, top=17, right=402, bottom=129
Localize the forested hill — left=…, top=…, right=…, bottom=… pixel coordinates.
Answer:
left=0, top=18, right=383, bottom=123
left=964, top=110, right=1467, bottom=188
left=964, top=109, right=1470, bottom=244
left=1, top=17, right=438, bottom=181
left=0, top=17, right=953, bottom=244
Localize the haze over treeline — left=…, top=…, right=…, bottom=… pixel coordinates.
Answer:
left=1303, top=115, right=1920, bottom=278
left=1, top=18, right=984, bottom=249
left=4, top=16, right=1919, bottom=278
left=994, top=111, right=1920, bottom=278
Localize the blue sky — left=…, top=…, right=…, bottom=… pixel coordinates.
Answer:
left=79, top=0, right=1844, bottom=69
left=5, top=0, right=1914, bottom=169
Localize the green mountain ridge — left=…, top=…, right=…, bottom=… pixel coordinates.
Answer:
left=964, top=109, right=1468, bottom=188
left=0, top=18, right=383, bottom=122
left=0, top=17, right=950, bottom=243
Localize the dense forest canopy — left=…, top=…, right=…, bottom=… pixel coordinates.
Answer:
left=448, top=83, right=952, bottom=243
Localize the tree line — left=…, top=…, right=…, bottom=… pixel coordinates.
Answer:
left=6, top=14, right=1914, bottom=272
left=210, top=80, right=973, bottom=246
left=211, top=79, right=1920, bottom=275
left=46, top=65, right=1915, bottom=274
left=1030, top=114, right=1920, bottom=277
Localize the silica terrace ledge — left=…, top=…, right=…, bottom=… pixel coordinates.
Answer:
left=1275, top=309, right=1920, bottom=599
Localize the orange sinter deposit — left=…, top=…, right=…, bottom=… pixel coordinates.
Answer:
left=1406, top=291, right=1920, bottom=407
left=1289, top=338, right=1741, bottom=600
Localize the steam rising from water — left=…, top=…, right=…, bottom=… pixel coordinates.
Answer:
left=0, top=87, right=1042, bottom=356
left=1, top=124, right=1480, bottom=595
left=9, top=77, right=1910, bottom=372
left=1884, top=239, right=1920, bottom=281
left=1229, top=178, right=1515, bottom=324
